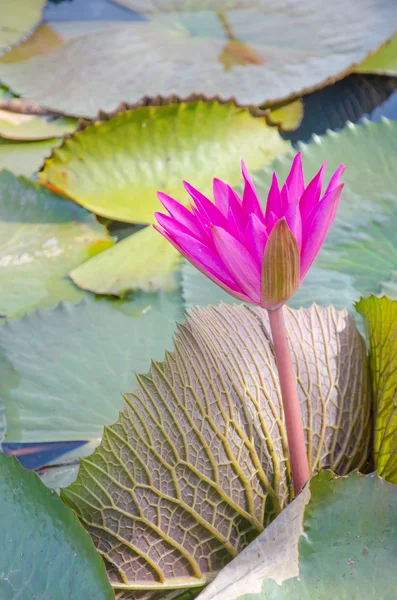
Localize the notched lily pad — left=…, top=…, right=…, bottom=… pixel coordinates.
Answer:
left=0, top=1, right=395, bottom=115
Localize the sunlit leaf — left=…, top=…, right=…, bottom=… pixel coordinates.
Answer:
left=61, top=303, right=370, bottom=597
left=356, top=33, right=397, bottom=76
left=356, top=296, right=397, bottom=483
left=0, top=171, right=113, bottom=318
left=0, top=453, right=115, bottom=600
left=0, top=2, right=395, bottom=115
left=41, top=101, right=288, bottom=295
left=0, top=137, right=62, bottom=177
left=0, top=0, right=47, bottom=56
left=0, top=291, right=183, bottom=444
left=40, top=101, right=289, bottom=223
left=70, top=225, right=181, bottom=295
left=197, top=471, right=397, bottom=600
left=0, top=109, right=77, bottom=140
left=184, top=119, right=397, bottom=313
left=266, top=99, right=304, bottom=133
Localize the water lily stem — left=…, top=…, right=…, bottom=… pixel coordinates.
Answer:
left=268, top=306, right=310, bottom=495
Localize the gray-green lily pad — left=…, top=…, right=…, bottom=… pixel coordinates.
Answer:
left=0, top=291, right=183, bottom=444
left=0, top=452, right=115, bottom=600
left=0, top=1, right=395, bottom=116
left=182, top=119, right=397, bottom=313
left=197, top=471, right=397, bottom=600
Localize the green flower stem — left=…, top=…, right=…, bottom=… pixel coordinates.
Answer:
left=268, top=306, right=310, bottom=495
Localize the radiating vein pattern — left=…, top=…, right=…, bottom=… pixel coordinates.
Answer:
left=62, top=303, right=371, bottom=596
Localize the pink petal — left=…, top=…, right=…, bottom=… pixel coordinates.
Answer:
left=157, top=192, right=207, bottom=242
left=153, top=224, right=251, bottom=301
left=285, top=152, right=305, bottom=202
left=284, top=200, right=302, bottom=251
left=243, top=213, right=268, bottom=267
left=324, top=164, right=346, bottom=196
left=265, top=210, right=279, bottom=234
left=300, top=184, right=344, bottom=280
left=183, top=180, right=226, bottom=227
left=211, top=225, right=261, bottom=302
left=241, top=160, right=264, bottom=221
left=265, top=173, right=281, bottom=220
left=279, top=181, right=289, bottom=216
left=213, top=178, right=231, bottom=217
left=299, top=162, right=326, bottom=220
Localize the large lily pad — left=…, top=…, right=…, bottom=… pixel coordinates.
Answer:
left=41, top=101, right=288, bottom=295
left=40, top=102, right=289, bottom=223
left=197, top=471, right=397, bottom=600
left=356, top=296, right=397, bottom=483
left=0, top=1, right=396, bottom=116
left=0, top=291, right=183, bottom=444
left=61, top=303, right=370, bottom=597
left=0, top=453, right=115, bottom=600
left=0, top=0, right=47, bottom=56
left=183, top=119, right=397, bottom=313
left=0, top=171, right=112, bottom=319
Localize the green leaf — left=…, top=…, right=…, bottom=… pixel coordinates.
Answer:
left=0, top=453, right=115, bottom=600
left=197, top=471, right=397, bottom=600
left=356, top=296, right=397, bottom=483
left=266, top=99, right=304, bottom=133
left=40, top=102, right=289, bottom=223
left=185, top=119, right=397, bottom=313
left=0, top=0, right=47, bottom=56
left=0, top=2, right=395, bottom=116
left=0, top=137, right=62, bottom=177
left=41, top=101, right=288, bottom=295
left=0, top=173, right=108, bottom=315
left=0, top=171, right=113, bottom=319
left=0, top=109, right=77, bottom=140
left=355, top=33, right=397, bottom=76
left=0, top=291, right=183, bottom=444
left=70, top=225, right=181, bottom=295
left=61, top=303, right=370, bottom=596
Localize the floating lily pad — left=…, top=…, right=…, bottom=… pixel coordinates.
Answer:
left=40, top=102, right=289, bottom=222
left=0, top=0, right=47, bottom=56
left=0, top=453, right=115, bottom=600
left=356, top=33, right=397, bottom=76
left=70, top=225, right=181, bottom=295
left=197, top=471, right=397, bottom=600
left=0, top=137, right=62, bottom=177
left=0, top=291, right=183, bottom=444
left=357, top=296, right=397, bottom=483
left=183, top=119, right=397, bottom=313
left=62, top=303, right=370, bottom=596
left=0, top=1, right=395, bottom=115
left=41, top=101, right=288, bottom=295
left=0, top=171, right=113, bottom=319
left=0, top=109, right=77, bottom=140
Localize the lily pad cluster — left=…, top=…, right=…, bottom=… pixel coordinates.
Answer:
left=0, top=1, right=396, bottom=599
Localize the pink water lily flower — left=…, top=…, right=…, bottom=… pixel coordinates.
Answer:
left=154, top=153, right=345, bottom=309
